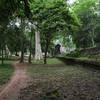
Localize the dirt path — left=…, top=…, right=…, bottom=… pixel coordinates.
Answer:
left=0, top=62, right=31, bottom=100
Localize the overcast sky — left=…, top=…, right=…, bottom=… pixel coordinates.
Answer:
left=68, top=0, right=76, bottom=4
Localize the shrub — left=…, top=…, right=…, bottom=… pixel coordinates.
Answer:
left=66, top=50, right=81, bottom=57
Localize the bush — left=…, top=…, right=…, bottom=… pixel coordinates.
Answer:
left=66, top=50, right=81, bottom=57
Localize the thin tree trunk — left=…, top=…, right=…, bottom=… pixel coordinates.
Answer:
left=15, top=51, right=18, bottom=56
left=5, top=46, right=8, bottom=59
left=5, top=45, right=10, bottom=59
left=20, top=19, right=25, bottom=63
left=44, top=40, right=49, bottom=64
left=89, top=29, right=95, bottom=48
left=28, top=51, right=32, bottom=63
left=1, top=47, right=4, bottom=65
left=92, top=29, right=95, bottom=47
left=91, top=37, right=95, bottom=47
left=20, top=36, right=24, bottom=63
left=28, top=32, right=32, bottom=63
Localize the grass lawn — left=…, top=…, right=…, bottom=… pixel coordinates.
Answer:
left=77, top=57, right=100, bottom=62
left=0, top=56, right=20, bottom=61
left=20, top=58, right=100, bottom=100
left=32, top=58, right=63, bottom=64
left=0, top=61, right=14, bottom=85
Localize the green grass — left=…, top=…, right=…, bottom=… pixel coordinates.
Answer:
left=77, top=57, right=100, bottom=61
left=0, top=56, right=20, bottom=61
left=0, top=61, right=14, bottom=85
left=28, top=59, right=99, bottom=83
left=32, top=58, right=63, bottom=64
left=24, top=58, right=100, bottom=100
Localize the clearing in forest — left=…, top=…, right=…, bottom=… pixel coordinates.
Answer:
left=0, top=58, right=100, bottom=100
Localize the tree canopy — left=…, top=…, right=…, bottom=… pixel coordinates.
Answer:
left=0, top=0, right=99, bottom=64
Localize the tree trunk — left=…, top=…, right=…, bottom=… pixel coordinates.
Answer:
left=15, top=51, right=18, bottom=56
left=91, top=29, right=95, bottom=47
left=34, top=22, right=43, bottom=60
left=20, top=19, right=25, bottom=63
left=89, top=28, right=95, bottom=48
left=28, top=51, right=32, bottom=63
left=28, top=32, right=32, bottom=63
left=44, top=41, right=49, bottom=64
left=20, top=36, right=24, bottom=63
left=91, top=36, right=95, bottom=47
left=5, top=45, right=9, bottom=59
left=1, top=47, right=4, bottom=65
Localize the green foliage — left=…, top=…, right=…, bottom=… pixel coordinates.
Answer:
left=72, top=0, right=100, bottom=48
left=73, top=0, right=97, bottom=14
left=6, top=24, right=21, bottom=53
left=0, top=63, right=13, bottom=85
left=30, top=0, right=79, bottom=60
left=0, top=0, right=99, bottom=62
left=66, top=50, right=81, bottom=57
left=66, top=47, right=100, bottom=61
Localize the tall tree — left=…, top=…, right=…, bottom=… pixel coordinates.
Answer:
left=33, top=22, right=43, bottom=60
left=72, top=0, right=100, bottom=48
left=30, top=0, right=79, bottom=64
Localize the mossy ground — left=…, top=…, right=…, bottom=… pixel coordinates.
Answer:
left=20, top=58, right=100, bottom=100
